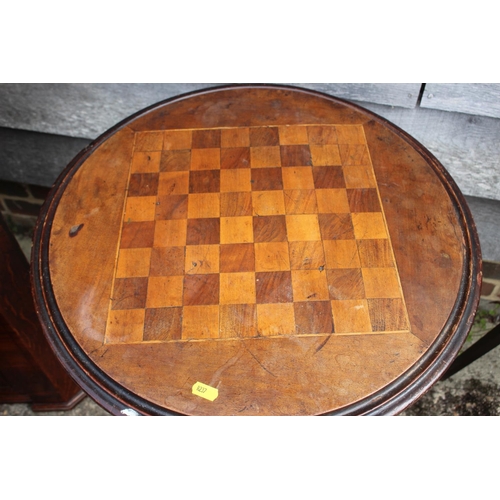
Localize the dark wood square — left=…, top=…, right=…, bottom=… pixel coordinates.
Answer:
left=155, top=195, right=188, bottom=220
left=183, top=274, right=219, bottom=305
left=160, top=150, right=191, bottom=172
left=111, top=277, right=148, bottom=310
left=220, top=243, right=255, bottom=272
left=326, top=269, right=365, bottom=300
left=294, top=301, right=334, bottom=334
left=221, top=147, right=251, bottom=169
left=120, top=221, right=155, bottom=248
left=189, top=170, right=220, bottom=193
left=220, top=192, right=253, bottom=217
left=347, top=188, right=381, bottom=212
left=367, top=298, right=408, bottom=331
left=128, top=173, right=159, bottom=197
left=150, top=247, right=185, bottom=276
left=250, top=127, right=279, bottom=146
left=312, top=166, right=346, bottom=189
left=253, top=215, right=287, bottom=242
left=192, top=129, right=221, bottom=149
left=318, top=213, right=355, bottom=240
left=186, top=218, right=220, bottom=245
left=357, top=239, right=394, bottom=268
left=143, top=307, right=182, bottom=341
left=251, top=168, right=283, bottom=191
left=255, top=271, right=293, bottom=303
left=280, top=145, right=312, bottom=167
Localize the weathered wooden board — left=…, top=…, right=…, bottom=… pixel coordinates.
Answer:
left=0, top=84, right=219, bottom=139
left=0, top=127, right=91, bottom=187
left=421, top=83, right=500, bottom=119
left=0, top=84, right=421, bottom=140
left=359, top=102, right=500, bottom=202
left=464, top=195, right=500, bottom=263
left=289, top=83, right=421, bottom=109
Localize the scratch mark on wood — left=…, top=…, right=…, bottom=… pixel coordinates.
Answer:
left=241, top=341, right=277, bottom=377
left=315, top=335, right=332, bottom=354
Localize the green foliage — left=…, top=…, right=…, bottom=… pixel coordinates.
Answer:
left=467, top=301, right=500, bottom=343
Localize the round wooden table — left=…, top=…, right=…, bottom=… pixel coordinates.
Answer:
left=32, top=85, right=482, bottom=415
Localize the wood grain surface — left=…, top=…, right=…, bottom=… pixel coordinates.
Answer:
left=33, top=85, right=481, bottom=415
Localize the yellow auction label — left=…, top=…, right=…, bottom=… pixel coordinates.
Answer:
left=192, top=382, right=218, bottom=401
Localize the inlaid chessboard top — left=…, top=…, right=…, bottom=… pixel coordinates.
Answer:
left=105, top=123, right=410, bottom=345
left=36, top=85, right=479, bottom=415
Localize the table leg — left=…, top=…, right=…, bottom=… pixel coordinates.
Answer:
left=441, top=323, right=500, bottom=380
left=0, top=212, right=85, bottom=410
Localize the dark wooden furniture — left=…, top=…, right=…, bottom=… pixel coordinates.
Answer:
left=31, top=85, right=482, bottom=415
left=0, top=212, right=84, bottom=409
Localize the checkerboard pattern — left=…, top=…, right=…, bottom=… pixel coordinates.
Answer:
left=104, top=124, right=410, bottom=343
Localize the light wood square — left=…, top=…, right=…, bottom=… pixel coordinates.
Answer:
left=116, top=248, right=152, bottom=278
left=163, top=130, right=192, bottom=150
left=286, top=214, right=321, bottom=241
left=316, top=189, right=350, bottom=213
left=185, top=245, right=219, bottom=274
left=220, top=169, right=251, bottom=192
left=220, top=304, right=257, bottom=338
left=291, top=270, right=329, bottom=301
left=335, top=125, right=366, bottom=144
left=252, top=191, right=286, bottom=216
left=191, top=148, right=220, bottom=170
left=146, top=276, right=184, bottom=308
left=135, top=131, right=164, bottom=151
left=124, top=196, right=157, bottom=222
left=343, top=165, right=377, bottom=189
left=130, top=152, right=161, bottom=174
left=257, top=303, right=296, bottom=336
left=307, top=126, right=338, bottom=145
left=255, top=242, right=290, bottom=272
left=278, top=125, right=309, bottom=145
left=289, top=241, right=325, bottom=270
left=221, top=128, right=250, bottom=148
left=323, top=240, right=361, bottom=269
left=362, top=268, right=401, bottom=299
left=105, top=309, right=145, bottom=344
left=282, top=167, right=314, bottom=190
left=331, top=299, right=372, bottom=333
left=220, top=272, right=256, bottom=304
left=310, top=145, right=342, bottom=166
left=250, top=146, right=281, bottom=168
left=158, top=171, right=189, bottom=195
left=154, top=219, right=187, bottom=247
left=220, top=216, right=253, bottom=243
left=188, top=193, right=220, bottom=218
left=182, top=305, right=219, bottom=340
left=352, top=213, right=388, bottom=239
left=284, top=189, right=318, bottom=214
left=339, top=144, right=370, bottom=166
